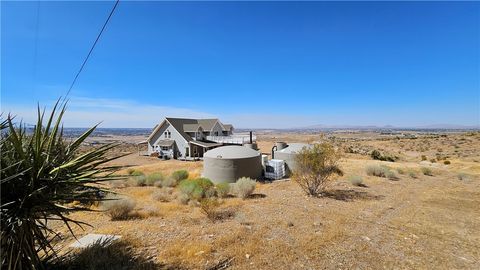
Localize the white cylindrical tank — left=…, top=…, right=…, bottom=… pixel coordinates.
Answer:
left=274, top=143, right=312, bottom=176
left=203, top=146, right=262, bottom=184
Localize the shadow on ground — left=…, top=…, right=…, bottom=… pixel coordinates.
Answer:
left=48, top=238, right=179, bottom=270
left=322, top=189, right=384, bottom=202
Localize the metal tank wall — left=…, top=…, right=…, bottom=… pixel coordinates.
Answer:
left=203, top=146, right=262, bottom=184
left=274, top=143, right=311, bottom=176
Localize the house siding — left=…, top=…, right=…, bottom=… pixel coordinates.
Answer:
left=210, top=121, right=224, bottom=136
left=148, top=122, right=190, bottom=158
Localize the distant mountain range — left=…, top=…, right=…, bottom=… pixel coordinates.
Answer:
left=297, top=123, right=479, bottom=130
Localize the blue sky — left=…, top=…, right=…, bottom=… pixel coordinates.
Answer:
left=2, top=1, right=479, bottom=128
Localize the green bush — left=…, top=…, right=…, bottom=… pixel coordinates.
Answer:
left=130, top=170, right=144, bottom=176
left=215, top=183, right=231, bottom=198
left=292, top=143, right=343, bottom=196
left=178, top=178, right=214, bottom=201
left=231, top=177, right=256, bottom=199
left=0, top=101, right=124, bottom=269
left=171, top=170, right=189, bottom=181
left=365, top=165, right=390, bottom=178
left=146, top=172, right=164, bottom=186
left=129, top=175, right=147, bottom=186
left=348, top=175, right=363, bottom=186
left=421, top=167, right=434, bottom=176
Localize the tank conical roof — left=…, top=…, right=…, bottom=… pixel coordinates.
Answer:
left=277, top=143, right=312, bottom=153
left=204, top=146, right=260, bottom=159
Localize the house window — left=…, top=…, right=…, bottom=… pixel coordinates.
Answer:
left=164, top=132, right=167, bottom=138
left=168, top=131, right=171, bottom=138
left=161, top=146, right=169, bottom=151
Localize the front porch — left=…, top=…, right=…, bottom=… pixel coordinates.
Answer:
left=187, top=140, right=223, bottom=159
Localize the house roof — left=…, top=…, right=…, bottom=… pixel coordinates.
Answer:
left=223, top=124, right=233, bottom=131
left=183, top=124, right=202, bottom=132
left=148, top=117, right=234, bottom=143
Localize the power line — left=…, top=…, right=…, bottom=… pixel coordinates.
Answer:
left=65, top=0, right=120, bottom=97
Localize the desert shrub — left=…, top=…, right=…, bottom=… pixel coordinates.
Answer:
left=443, top=160, right=451, bottom=165
left=177, top=193, right=190, bottom=205
left=178, top=178, right=214, bottom=201
left=153, top=180, right=163, bottom=188
left=430, top=159, right=437, bottom=163
left=161, top=176, right=178, bottom=187
left=386, top=171, right=399, bottom=180
left=457, top=173, right=469, bottom=181
left=129, top=175, right=147, bottom=186
left=421, top=167, right=434, bottom=176
left=171, top=170, right=189, bottom=181
left=408, top=171, right=418, bottom=179
left=146, top=172, right=164, bottom=186
left=348, top=175, right=363, bottom=186
left=126, top=168, right=135, bottom=175
left=421, top=155, right=427, bottom=161
left=215, top=183, right=231, bottom=198
left=292, top=143, right=343, bottom=196
left=152, top=188, right=174, bottom=202
left=130, top=170, right=144, bottom=177
left=231, top=177, right=257, bottom=199
left=199, top=198, right=222, bottom=221
left=365, top=165, right=390, bottom=178
left=102, top=195, right=136, bottom=221
left=0, top=102, right=124, bottom=269
left=370, top=150, right=397, bottom=162
left=396, top=168, right=406, bottom=175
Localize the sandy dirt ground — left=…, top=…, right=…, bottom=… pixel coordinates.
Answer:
left=52, top=131, right=480, bottom=269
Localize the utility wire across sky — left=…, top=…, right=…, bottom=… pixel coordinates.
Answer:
left=65, top=0, right=120, bottom=98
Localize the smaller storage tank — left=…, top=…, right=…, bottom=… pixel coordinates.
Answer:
left=203, top=146, right=262, bottom=184
left=243, top=143, right=258, bottom=150
left=274, top=143, right=312, bottom=176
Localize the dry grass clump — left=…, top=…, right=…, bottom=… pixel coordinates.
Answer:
left=102, top=195, right=136, bottom=221
left=348, top=175, right=363, bottom=186
left=160, top=176, right=178, bottom=188
left=128, top=174, right=147, bottom=187
left=146, top=172, right=164, bottom=186
left=366, top=165, right=390, bottom=178
left=408, top=170, right=418, bottom=179
left=421, top=167, right=434, bottom=176
left=152, top=187, right=174, bottom=202
left=49, top=238, right=158, bottom=270
left=199, top=198, right=235, bottom=222
left=396, top=168, right=406, bottom=175
left=231, top=177, right=256, bottom=199
left=171, top=170, right=189, bottom=181
left=215, top=183, right=231, bottom=198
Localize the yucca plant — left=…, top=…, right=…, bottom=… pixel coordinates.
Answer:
left=0, top=100, right=125, bottom=269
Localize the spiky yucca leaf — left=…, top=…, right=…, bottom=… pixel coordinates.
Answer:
left=0, top=101, right=126, bottom=270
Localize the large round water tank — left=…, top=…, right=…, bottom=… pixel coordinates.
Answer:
left=203, top=146, right=262, bottom=184
left=274, top=143, right=312, bottom=176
